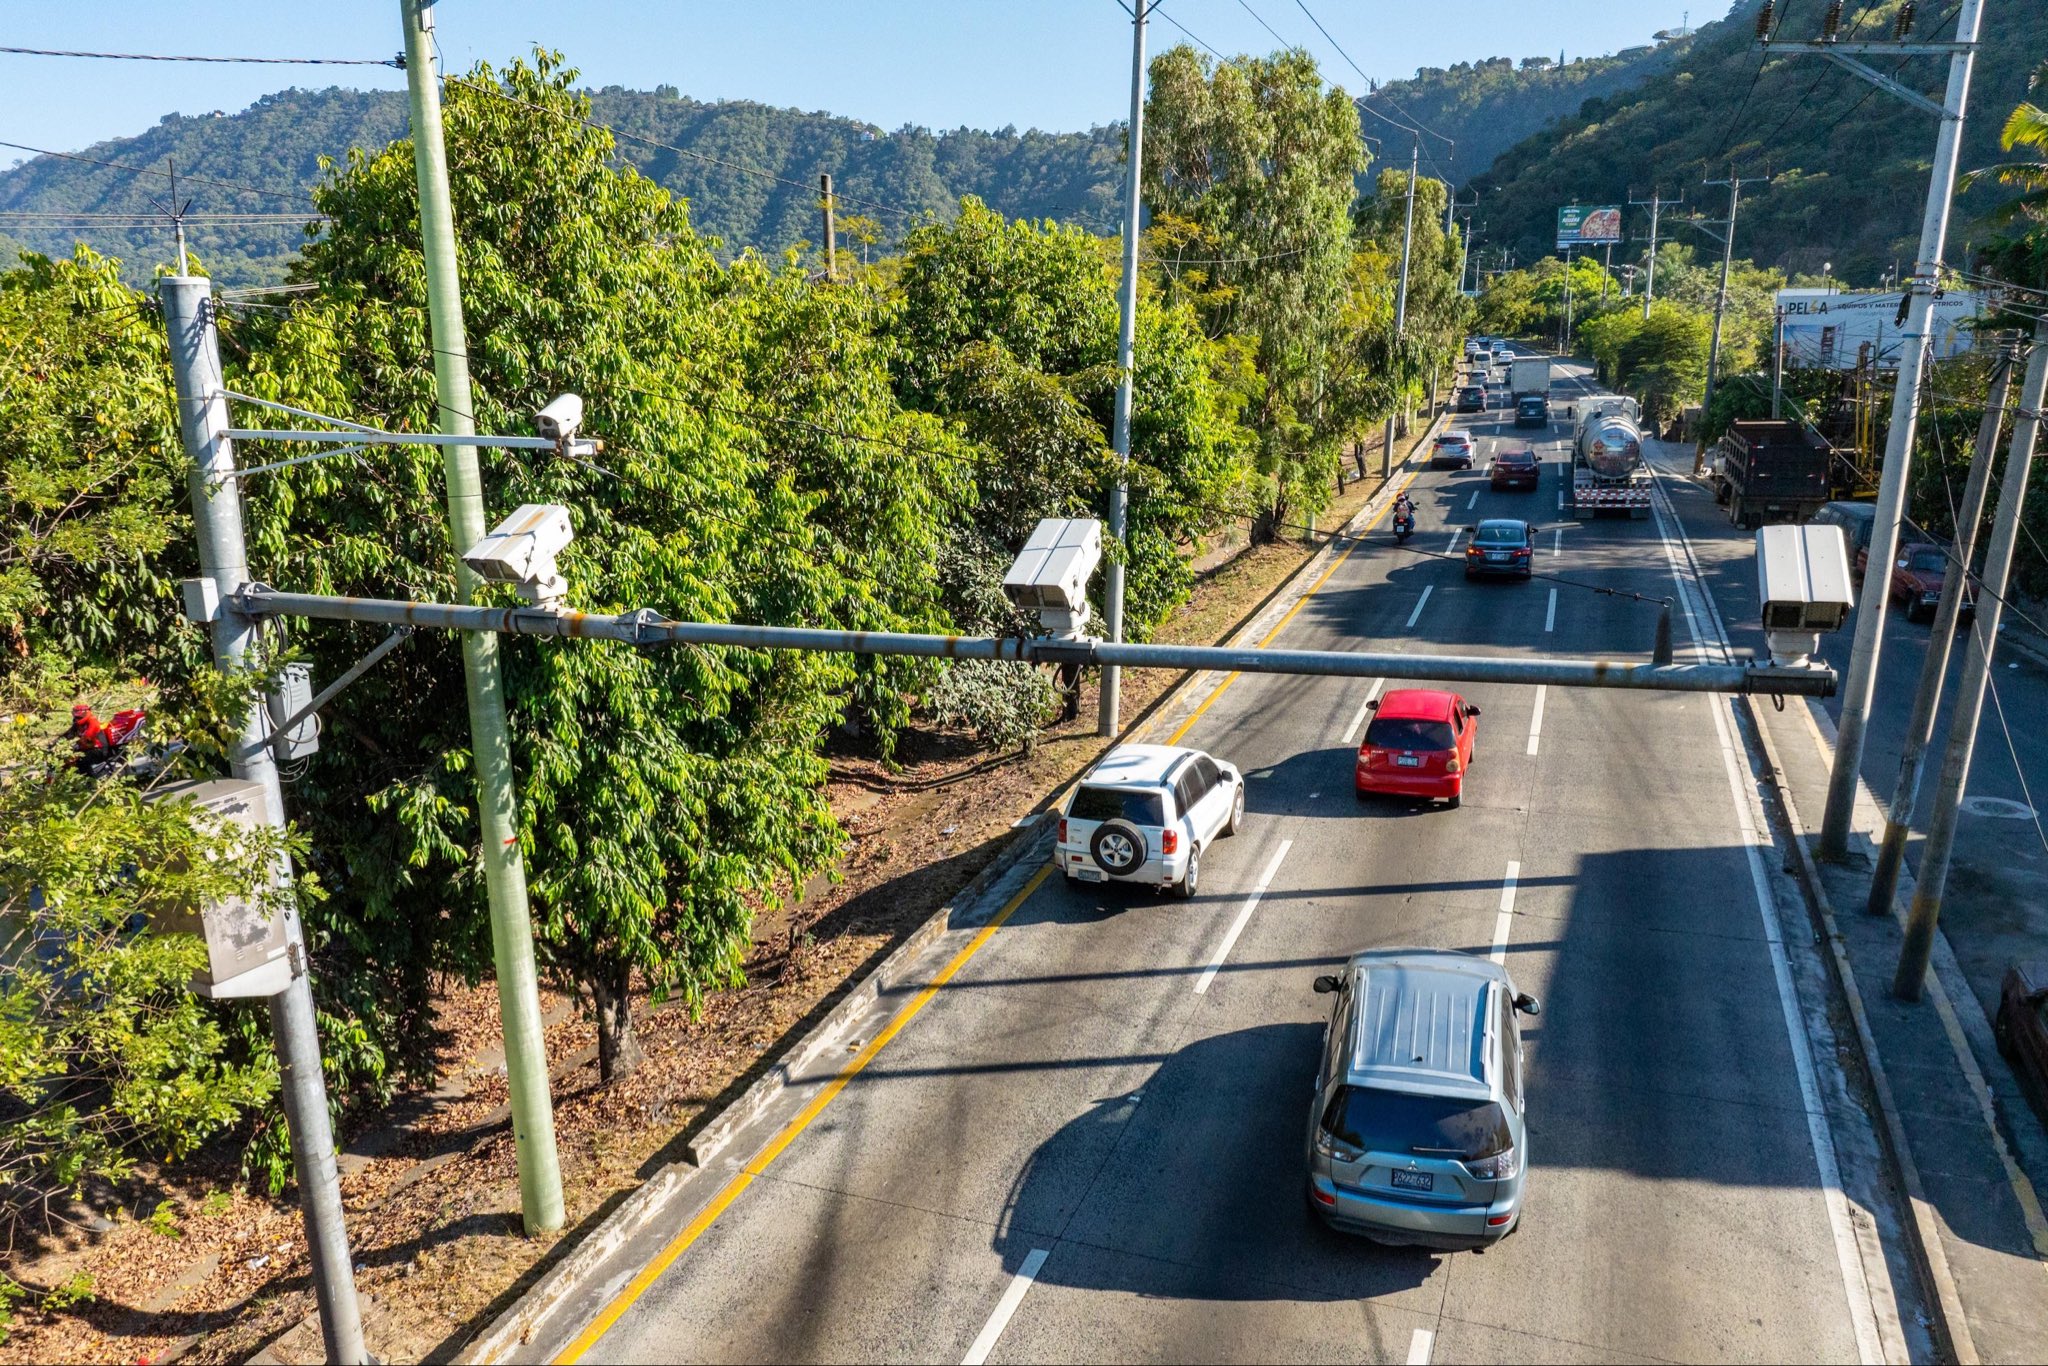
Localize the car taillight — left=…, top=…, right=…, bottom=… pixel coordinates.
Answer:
left=1467, top=1145, right=1519, bottom=1181
left=1514, top=548, right=1531, bottom=558
left=1058, top=817, right=1068, bottom=843
left=1466, top=545, right=1481, bottom=557
left=1445, top=756, right=1462, bottom=774
left=1161, top=829, right=1178, bottom=855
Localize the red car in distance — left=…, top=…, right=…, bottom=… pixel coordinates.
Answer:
left=1354, top=688, right=1481, bottom=809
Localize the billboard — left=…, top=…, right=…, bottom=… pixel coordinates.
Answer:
left=1557, top=204, right=1622, bottom=249
left=1774, top=289, right=1985, bottom=371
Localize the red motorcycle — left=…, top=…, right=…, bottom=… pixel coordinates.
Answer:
left=68, top=704, right=147, bottom=777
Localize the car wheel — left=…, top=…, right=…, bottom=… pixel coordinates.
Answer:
left=1088, top=819, right=1145, bottom=878
left=1224, top=781, right=1245, bottom=836
left=1446, top=789, right=1462, bottom=810
left=1177, top=844, right=1201, bottom=899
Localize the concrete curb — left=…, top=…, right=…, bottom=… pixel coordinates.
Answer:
left=453, top=418, right=1446, bottom=1363
left=1741, top=696, right=1977, bottom=1366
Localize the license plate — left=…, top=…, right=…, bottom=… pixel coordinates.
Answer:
left=1075, top=867, right=1105, bottom=882
left=1395, top=755, right=1422, bottom=768
left=1391, top=1169, right=1434, bottom=1192
left=1486, top=553, right=1507, bottom=562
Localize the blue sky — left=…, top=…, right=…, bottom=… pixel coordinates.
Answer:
left=3, top=2, right=1695, bottom=161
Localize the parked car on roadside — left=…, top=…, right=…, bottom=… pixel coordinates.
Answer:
left=1884, top=541, right=1975, bottom=625
left=1996, top=962, right=2048, bottom=1127
left=1055, top=743, right=1244, bottom=897
left=1354, top=688, right=1480, bottom=808
left=1307, top=948, right=1540, bottom=1249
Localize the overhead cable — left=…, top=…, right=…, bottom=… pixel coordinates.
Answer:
left=0, top=138, right=313, bottom=202
left=0, top=45, right=399, bottom=67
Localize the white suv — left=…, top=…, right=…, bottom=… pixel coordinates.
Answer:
left=1056, top=744, right=1245, bottom=897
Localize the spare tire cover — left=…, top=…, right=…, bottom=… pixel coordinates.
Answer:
left=1089, top=818, right=1147, bottom=876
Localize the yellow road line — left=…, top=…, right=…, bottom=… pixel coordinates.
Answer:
left=554, top=863, right=1055, bottom=1364
left=1167, top=467, right=1420, bottom=746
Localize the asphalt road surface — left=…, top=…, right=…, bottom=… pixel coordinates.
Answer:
left=535, top=352, right=1917, bottom=1364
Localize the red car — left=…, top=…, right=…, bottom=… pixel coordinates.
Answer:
left=1354, top=688, right=1481, bottom=808
left=1490, top=448, right=1541, bottom=491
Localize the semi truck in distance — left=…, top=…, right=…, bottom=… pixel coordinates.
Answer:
left=1710, top=420, right=1833, bottom=529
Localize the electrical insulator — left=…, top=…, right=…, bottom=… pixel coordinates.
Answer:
left=1822, top=0, right=1844, bottom=40
left=1894, top=1, right=1916, bottom=37
left=1756, top=0, right=1776, bottom=40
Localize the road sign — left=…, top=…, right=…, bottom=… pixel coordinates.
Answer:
left=1557, top=204, right=1622, bottom=249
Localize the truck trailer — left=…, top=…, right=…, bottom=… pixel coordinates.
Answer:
left=1568, top=396, right=1650, bottom=519
left=1510, top=356, right=1552, bottom=399
left=1711, top=420, right=1832, bottom=529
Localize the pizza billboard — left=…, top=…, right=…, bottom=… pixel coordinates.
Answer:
left=1556, top=204, right=1622, bottom=249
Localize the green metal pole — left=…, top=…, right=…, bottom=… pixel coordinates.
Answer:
left=399, top=0, right=563, bottom=1234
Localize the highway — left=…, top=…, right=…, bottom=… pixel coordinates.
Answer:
left=519, top=353, right=1920, bottom=1364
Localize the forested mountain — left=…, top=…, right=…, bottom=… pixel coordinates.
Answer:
left=1363, top=40, right=1690, bottom=184
left=1469, top=0, right=2048, bottom=282
left=0, top=84, right=1123, bottom=286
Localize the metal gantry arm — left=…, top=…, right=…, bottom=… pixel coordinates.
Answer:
left=234, top=588, right=1839, bottom=698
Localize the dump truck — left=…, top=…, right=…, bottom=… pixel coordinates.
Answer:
left=1711, top=419, right=1832, bottom=529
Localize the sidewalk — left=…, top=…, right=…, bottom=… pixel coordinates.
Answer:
left=1753, top=693, right=2048, bottom=1364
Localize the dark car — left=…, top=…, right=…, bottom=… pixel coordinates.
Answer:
left=1514, top=395, right=1549, bottom=429
left=1456, top=385, right=1487, bottom=413
left=1490, top=448, right=1540, bottom=491
left=1996, top=962, right=2048, bottom=1126
left=1464, top=519, right=1535, bottom=580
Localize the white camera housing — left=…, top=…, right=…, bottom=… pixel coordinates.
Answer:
left=463, top=503, right=574, bottom=606
left=536, top=393, right=584, bottom=444
left=1002, top=517, right=1102, bottom=639
left=1756, top=523, right=1853, bottom=666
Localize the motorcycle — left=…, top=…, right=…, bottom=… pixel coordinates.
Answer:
left=1392, top=508, right=1416, bottom=544
left=69, top=704, right=147, bottom=778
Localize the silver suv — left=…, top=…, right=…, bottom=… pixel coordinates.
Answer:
left=1306, top=948, right=1540, bottom=1249
left=1056, top=743, right=1244, bottom=897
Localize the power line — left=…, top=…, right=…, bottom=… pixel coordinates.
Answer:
left=1230, top=0, right=1294, bottom=51
left=441, top=74, right=916, bottom=222
left=0, top=138, right=313, bottom=202
left=1143, top=1, right=1225, bottom=61
left=0, top=45, right=399, bottom=67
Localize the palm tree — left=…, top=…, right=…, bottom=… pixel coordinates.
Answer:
left=1962, top=61, right=2048, bottom=289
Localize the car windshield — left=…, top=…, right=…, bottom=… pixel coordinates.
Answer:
left=1474, top=523, right=1526, bottom=546
left=1498, top=451, right=1536, bottom=466
left=1069, top=785, right=1165, bottom=826
left=1363, top=717, right=1455, bottom=751
left=1905, top=547, right=1947, bottom=572
left=1321, top=1086, right=1511, bottom=1160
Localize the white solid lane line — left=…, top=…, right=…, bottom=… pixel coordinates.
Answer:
left=1552, top=528, right=1563, bottom=557
left=961, top=1247, right=1049, bottom=1366
left=1526, top=684, right=1546, bottom=756
left=1340, top=678, right=1387, bottom=745
left=1545, top=587, right=1557, bottom=633
left=1405, top=1327, right=1436, bottom=1364
left=1491, top=861, right=1519, bottom=966
left=1193, top=839, right=1293, bottom=995
left=1405, top=585, right=1434, bottom=630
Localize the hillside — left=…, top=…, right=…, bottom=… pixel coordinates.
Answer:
left=1469, top=0, right=2048, bottom=281
left=1365, top=40, right=1691, bottom=185
left=0, top=84, right=1122, bottom=286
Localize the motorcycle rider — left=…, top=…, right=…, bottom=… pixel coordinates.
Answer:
left=1392, top=492, right=1417, bottom=538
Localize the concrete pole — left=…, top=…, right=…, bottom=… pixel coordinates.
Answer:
left=820, top=173, right=836, bottom=280
left=1819, top=0, right=1985, bottom=860
left=1642, top=195, right=1662, bottom=321
left=1098, top=0, right=1146, bottom=737
left=161, top=277, right=367, bottom=1364
left=399, top=0, right=564, bottom=1233
left=1893, top=326, right=2043, bottom=999
left=1866, top=345, right=2014, bottom=919
left=1601, top=242, right=1612, bottom=304
left=1771, top=306, right=1786, bottom=418
left=1394, top=140, right=1418, bottom=337
left=1697, top=176, right=1743, bottom=476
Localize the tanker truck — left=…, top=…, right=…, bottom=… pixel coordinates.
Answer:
left=1569, top=396, right=1650, bottom=519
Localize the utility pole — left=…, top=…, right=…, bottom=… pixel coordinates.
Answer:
left=1394, top=140, right=1420, bottom=440
left=162, top=277, right=367, bottom=1364
left=1601, top=241, right=1613, bottom=304
left=1798, top=0, right=1986, bottom=859
left=1695, top=171, right=1762, bottom=474
left=1560, top=245, right=1575, bottom=352
left=819, top=173, right=837, bottom=280
left=1894, top=325, right=2044, bottom=998
left=398, top=0, right=564, bottom=1233
left=1771, top=306, right=1786, bottom=417
left=1867, top=344, right=2015, bottom=919
left=1098, top=0, right=1146, bottom=738
left=1630, top=190, right=1677, bottom=320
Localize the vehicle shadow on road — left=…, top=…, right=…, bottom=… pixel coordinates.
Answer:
left=992, top=1024, right=1439, bottom=1304
left=1244, top=747, right=1455, bottom=820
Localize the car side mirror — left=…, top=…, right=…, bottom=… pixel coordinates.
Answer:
left=1513, top=992, right=1541, bottom=1016
left=1467, top=705, right=1482, bottom=717
left=1313, top=974, right=1345, bottom=995
left=1365, top=699, right=1380, bottom=711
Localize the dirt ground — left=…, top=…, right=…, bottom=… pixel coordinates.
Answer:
left=0, top=466, right=1399, bottom=1365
